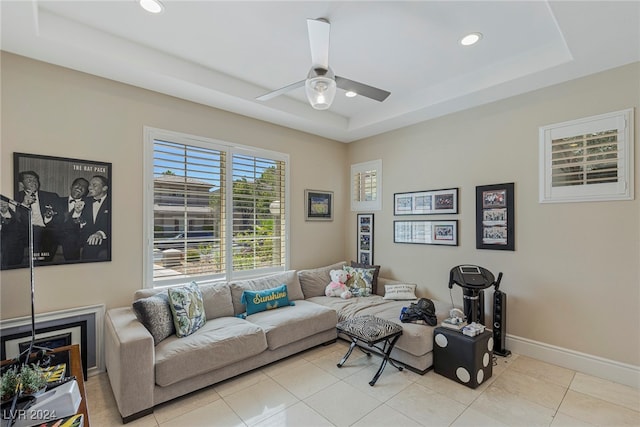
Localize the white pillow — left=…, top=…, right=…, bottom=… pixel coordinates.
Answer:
left=383, top=283, right=417, bottom=300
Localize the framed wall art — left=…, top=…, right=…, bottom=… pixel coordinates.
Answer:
left=356, top=213, right=374, bottom=264
left=476, top=182, right=515, bottom=251
left=305, top=189, right=333, bottom=221
left=393, top=220, right=458, bottom=246
left=6, top=152, right=113, bottom=269
left=393, top=188, right=458, bottom=215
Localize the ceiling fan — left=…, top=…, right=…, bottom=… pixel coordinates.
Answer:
left=256, top=18, right=391, bottom=110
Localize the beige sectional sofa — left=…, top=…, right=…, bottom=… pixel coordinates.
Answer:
left=104, top=262, right=449, bottom=422
left=298, top=261, right=451, bottom=374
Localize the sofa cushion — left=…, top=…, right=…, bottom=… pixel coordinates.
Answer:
left=383, top=283, right=417, bottom=300
left=154, top=317, right=267, bottom=387
left=244, top=300, right=337, bottom=350
left=357, top=302, right=435, bottom=357
left=241, top=284, right=294, bottom=316
left=298, top=261, right=347, bottom=298
left=199, top=282, right=235, bottom=320
left=350, top=261, right=381, bottom=294
left=306, top=295, right=390, bottom=322
left=131, top=292, right=175, bottom=345
left=309, top=295, right=450, bottom=357
left=353, top=298, right=450, bottom=357
left=168, top=282, right=207, bottom=338
left=135, top=282, right=234, bottom=321
left=229, top=270, right=303, bottom=315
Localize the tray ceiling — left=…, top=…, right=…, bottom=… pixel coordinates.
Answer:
left=2, top=1, right=639, bottom=142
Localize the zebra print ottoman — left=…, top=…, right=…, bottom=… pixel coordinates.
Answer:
left=336, top=315, right=403, bottom=385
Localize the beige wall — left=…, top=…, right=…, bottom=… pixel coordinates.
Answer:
left=2, top=52, right=638, bottom=369
left=347, top=63, right=640, bottom=366
left=0, top=52, right=348, bottom=317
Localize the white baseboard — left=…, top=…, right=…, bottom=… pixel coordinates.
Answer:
left=505, top=334, right=640, bottom=389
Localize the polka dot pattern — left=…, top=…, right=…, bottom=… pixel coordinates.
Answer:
left=433, top=327, right=493, bottom=389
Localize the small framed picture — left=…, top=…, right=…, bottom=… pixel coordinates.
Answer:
left=305, top=190, right=333, bottom=221
left=357, top=213, right=374, bottom=264
left=476, top=182, right=515, bottom=251
left=394, top=188, right=458, bottom=215
left=393, top=220, right=458, bottom=246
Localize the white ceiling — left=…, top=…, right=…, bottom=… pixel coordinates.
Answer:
left=2, top=1, right=639, bottom=142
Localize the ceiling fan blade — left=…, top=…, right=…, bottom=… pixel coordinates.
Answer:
left=335, top=76, right=391, bottom=102
left=256, top=80, right=306, bottom=102
left=307, top=18, right=330, bottom=69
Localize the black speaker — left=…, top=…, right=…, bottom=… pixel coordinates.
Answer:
left=492, top=290, right=511, bottom=357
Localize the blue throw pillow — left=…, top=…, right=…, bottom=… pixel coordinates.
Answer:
left=240, top=284, right=294, bottom=317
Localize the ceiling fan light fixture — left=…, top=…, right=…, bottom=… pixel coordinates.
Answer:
left=305, top=76, right=336, bottom=110
left=139, top=0, right=164, bottom=14
left=304, top=68, right=337, bottom=110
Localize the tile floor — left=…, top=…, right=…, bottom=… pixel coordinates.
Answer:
left=85, top=340, right=640, bottom=426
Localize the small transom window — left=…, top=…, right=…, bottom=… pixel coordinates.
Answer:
left=539, top=109, right=634, bottom=203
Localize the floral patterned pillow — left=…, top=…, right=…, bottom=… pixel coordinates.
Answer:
left=350, top=261, right=381, bottom=294
left=343, top=266, right=376, bottom=297
left=168, top=282, right=207, bottom=337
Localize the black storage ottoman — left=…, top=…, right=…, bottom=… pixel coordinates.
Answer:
left=433, top=326, right=493, bottom=388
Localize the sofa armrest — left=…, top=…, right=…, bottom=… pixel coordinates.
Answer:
left=104, top=307, right=155, bottom=420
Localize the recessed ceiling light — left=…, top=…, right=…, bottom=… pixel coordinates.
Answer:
left=345, top=91, right=357, bottom=98
left=139, top=0, right=164, bottom=14
left=460, top=32, right=482, bottom=46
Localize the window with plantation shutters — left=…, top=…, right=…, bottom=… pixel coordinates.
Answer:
left=539, top=109, right=634, bottom=203
left=351, top=159, right=382, bottom=211
left=144, top=128, right=288, bottom=287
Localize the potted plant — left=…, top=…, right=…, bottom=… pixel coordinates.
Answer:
left=18, top=365, right=47, bottom=396
left=1, top=366, right=20, bottom=402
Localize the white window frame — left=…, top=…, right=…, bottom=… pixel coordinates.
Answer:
left=351, top=159, right=382, bottom=211
left=143, top=127, right=290, bottom=288
left=539, top=108, right=634, bottom=203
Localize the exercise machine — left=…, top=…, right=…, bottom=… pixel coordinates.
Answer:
left=448, top=265, right=510, bottom=356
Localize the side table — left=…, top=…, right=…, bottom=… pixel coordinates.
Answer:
left=336, top=315, right=403, bottom=386
left=433, top=326, right=493, bottom=389
left=1, top=344, right=90, bottom=426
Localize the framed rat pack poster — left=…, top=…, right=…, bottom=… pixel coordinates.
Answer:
left=6, top=152, right=113, bottom=268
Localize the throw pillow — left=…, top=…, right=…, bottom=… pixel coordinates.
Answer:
left=167, top=282, right=207, bottom=338
left=383, top=284, right=417, bottom=300
left=343, top=266, right=376, bottom=297
left=350, top=261, right=381, bottom=295
left=229, top=270, right=303, bottom=315
left=240, top=284, right=294, bottom=317
left=132, top=292, right=175, bottom=345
